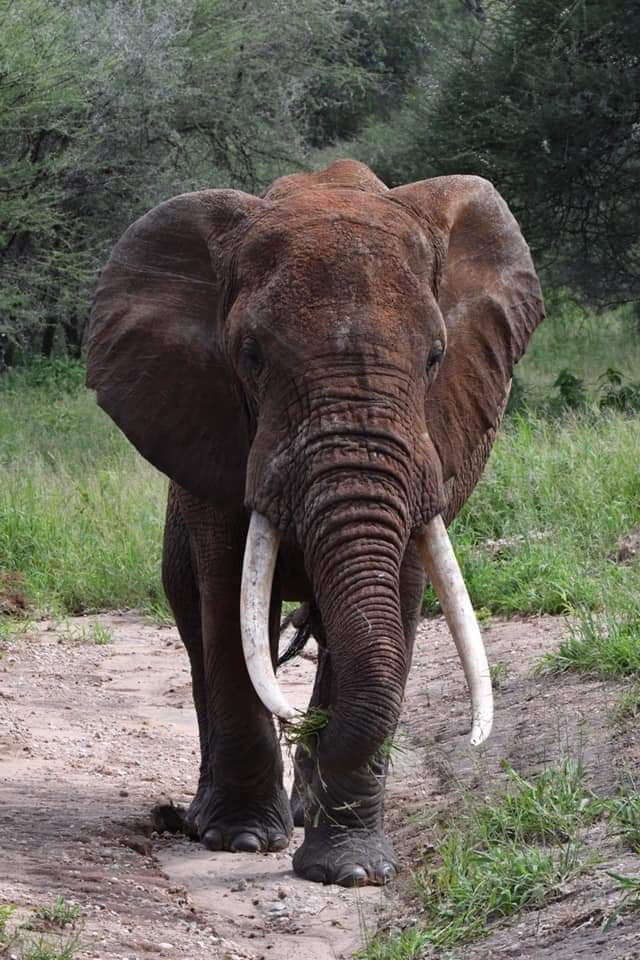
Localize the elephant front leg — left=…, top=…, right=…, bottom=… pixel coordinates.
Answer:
left=293, top=741, right=397, bottom=886
left=292, top=546, right=424, bottom=885
left=196, top=574, right=293, bottom=853
left=291, top=646, right=397, bottom=886
left=178, top=500, right=293, bottom=854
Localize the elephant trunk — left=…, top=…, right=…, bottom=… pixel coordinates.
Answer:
left=300, top=480, right=410, bottom=773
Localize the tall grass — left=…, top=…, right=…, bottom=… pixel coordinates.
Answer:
left=435, top=411, right=640, bottom=616
left=519, top=297, right=640, bottom=395
left=0, top=362, right=167, bottom=616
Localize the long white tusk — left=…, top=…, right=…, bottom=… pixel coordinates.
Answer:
left=240, top=511, right=297, bottom=720
left=416, top=515, right=493, bottom=746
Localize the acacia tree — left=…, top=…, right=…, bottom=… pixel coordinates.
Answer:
left=0, top=0, right=94, bottom=362
left=357, top=0, right=640, bottom=303
left=2, top=0, right=432, bottom=359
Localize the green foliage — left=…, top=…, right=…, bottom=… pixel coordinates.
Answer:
left=2, top=0, right=637, bottom=360
left=598, top=368, right=640, bottom=414
left=603, top=872, right=640, bottom=930
left=365, top=762, right=593, bottom=956
left=1, top=358, right=85, bottom=394
left=21, top=937, right=80, bottom=960
left=552, top=369, right=588, bottom=412
left=0, top=904, right=16, bottom=942
left=427, top=411, right=640, bottom=616
left=282, top=707, right=331, bottom=755
left=0, top=0, right=443, bottom=358
left=34, top=898, right=80, bottom=929
left=0, top=902, right=79, bottom=960
left=0, top=365, right=168, bottom=616
left=607, top=792, right=640, bottom=854
left=538, top=610, right=640, bottom=679
left=0, top=0, right=96, bottom=354
left=356, top=0, right=640, bottom=304
left=613, top=684, right=640, bottom=724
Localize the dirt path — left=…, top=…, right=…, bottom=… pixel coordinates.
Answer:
left=1, top=612, right=639, bottom=959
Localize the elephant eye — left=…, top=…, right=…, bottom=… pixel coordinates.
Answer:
left=241, top=337, right=264, bottom=376
left=427, top=339, right=444, bottom=371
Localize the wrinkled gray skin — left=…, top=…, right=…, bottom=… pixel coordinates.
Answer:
left=86, top=160, right=544, bottom=886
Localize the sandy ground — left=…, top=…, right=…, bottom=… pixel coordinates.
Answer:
left=1, top=611, right=640, bottom=959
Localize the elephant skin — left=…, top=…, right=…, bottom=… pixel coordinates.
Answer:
left=86, top=159, right=544, bottom=886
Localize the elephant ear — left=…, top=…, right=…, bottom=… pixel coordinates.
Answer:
left=86, top=190, right=263, bottom=503
left=390, top=175, right=544, bottom=515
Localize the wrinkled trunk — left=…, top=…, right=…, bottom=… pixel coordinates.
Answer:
left=301, top=481, right=410, bottom=773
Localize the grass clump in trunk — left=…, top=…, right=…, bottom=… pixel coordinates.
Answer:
left=281, top=707, right=331, bottom=755
left=538, top=609, right=640, bottom=679
left=363, top=761, right=596, bottom=958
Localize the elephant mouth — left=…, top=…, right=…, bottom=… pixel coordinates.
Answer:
left=239, top=510, right=493, bottom=747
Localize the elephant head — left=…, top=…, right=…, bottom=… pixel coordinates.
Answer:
left=87, top=160, right=543, bottom=772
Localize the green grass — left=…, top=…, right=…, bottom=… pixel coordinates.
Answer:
left=364, top=761, right=595, bottom=957
left=519, top=297, right=640, bottom=396
left=538, top=610, right=640, bottom=679
left=0, top=898, right=80, bottom=960
left=20, top=937, right=79, bottom=960
left=433, top=411, right=640, bottom=616
left=365, top=765, right=640, bottom=959
left=0, top=362, right=168, bottom=618
left=607, top=792, right=640, bottom=854
left=34, top=898, right=80, bottom=929
left=490, top=662, right=509, bottom=691
left=603, top=872, right=640, bottom=931
left=613, top=684, right=640, bottom=724
left=0, top=904, right=15, bottom=943
left=282, top=707, right=331, bottom=755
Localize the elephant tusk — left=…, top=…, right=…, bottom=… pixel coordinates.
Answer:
left=415, top=515, right=493, bottom=746
left=240, top=511, right=297, bottom=720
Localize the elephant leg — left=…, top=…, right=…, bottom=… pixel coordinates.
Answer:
left=293, top=542, right=425, bottom=886
left=179, top=497, right=293, bottom=853
left=161, top=485, right=209, bottom=836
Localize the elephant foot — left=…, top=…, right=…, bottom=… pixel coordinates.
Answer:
left=292, top=827, right=398, bottom=887
left=183, top=776, right=211, bottom=839
left=150, top=776, right=210, bottom=840
left=197, top=785, right=293, bottom=853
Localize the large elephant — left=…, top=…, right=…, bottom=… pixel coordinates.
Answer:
left=86, top=160, right=543, bottom=886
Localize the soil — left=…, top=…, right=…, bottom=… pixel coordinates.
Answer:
left=1, top=611, right=639, bottom=960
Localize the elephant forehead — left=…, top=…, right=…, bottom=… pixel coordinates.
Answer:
left=240, top=190, right=433, bottom=277
left=236, top=194, right=436, bottom=338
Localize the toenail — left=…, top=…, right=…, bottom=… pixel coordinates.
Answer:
left=336, top=864, right=368, bottom=887
left=270, top=833, right=289, bottom=851
left=230, top=831, right=261, bottom=853
left=377, top=863, right=396, bottom=884
left=202, top=828, right=223, bottom=851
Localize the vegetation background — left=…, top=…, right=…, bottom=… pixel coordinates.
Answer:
left=1, top=3, right=640, bottom=956
left=1, top=0, right=639, bottom=361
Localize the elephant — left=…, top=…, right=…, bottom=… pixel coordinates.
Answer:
left=86, top=159, right=544, bottom=887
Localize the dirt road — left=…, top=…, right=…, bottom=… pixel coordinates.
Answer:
left=1, top=612, right=639, bottom=959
